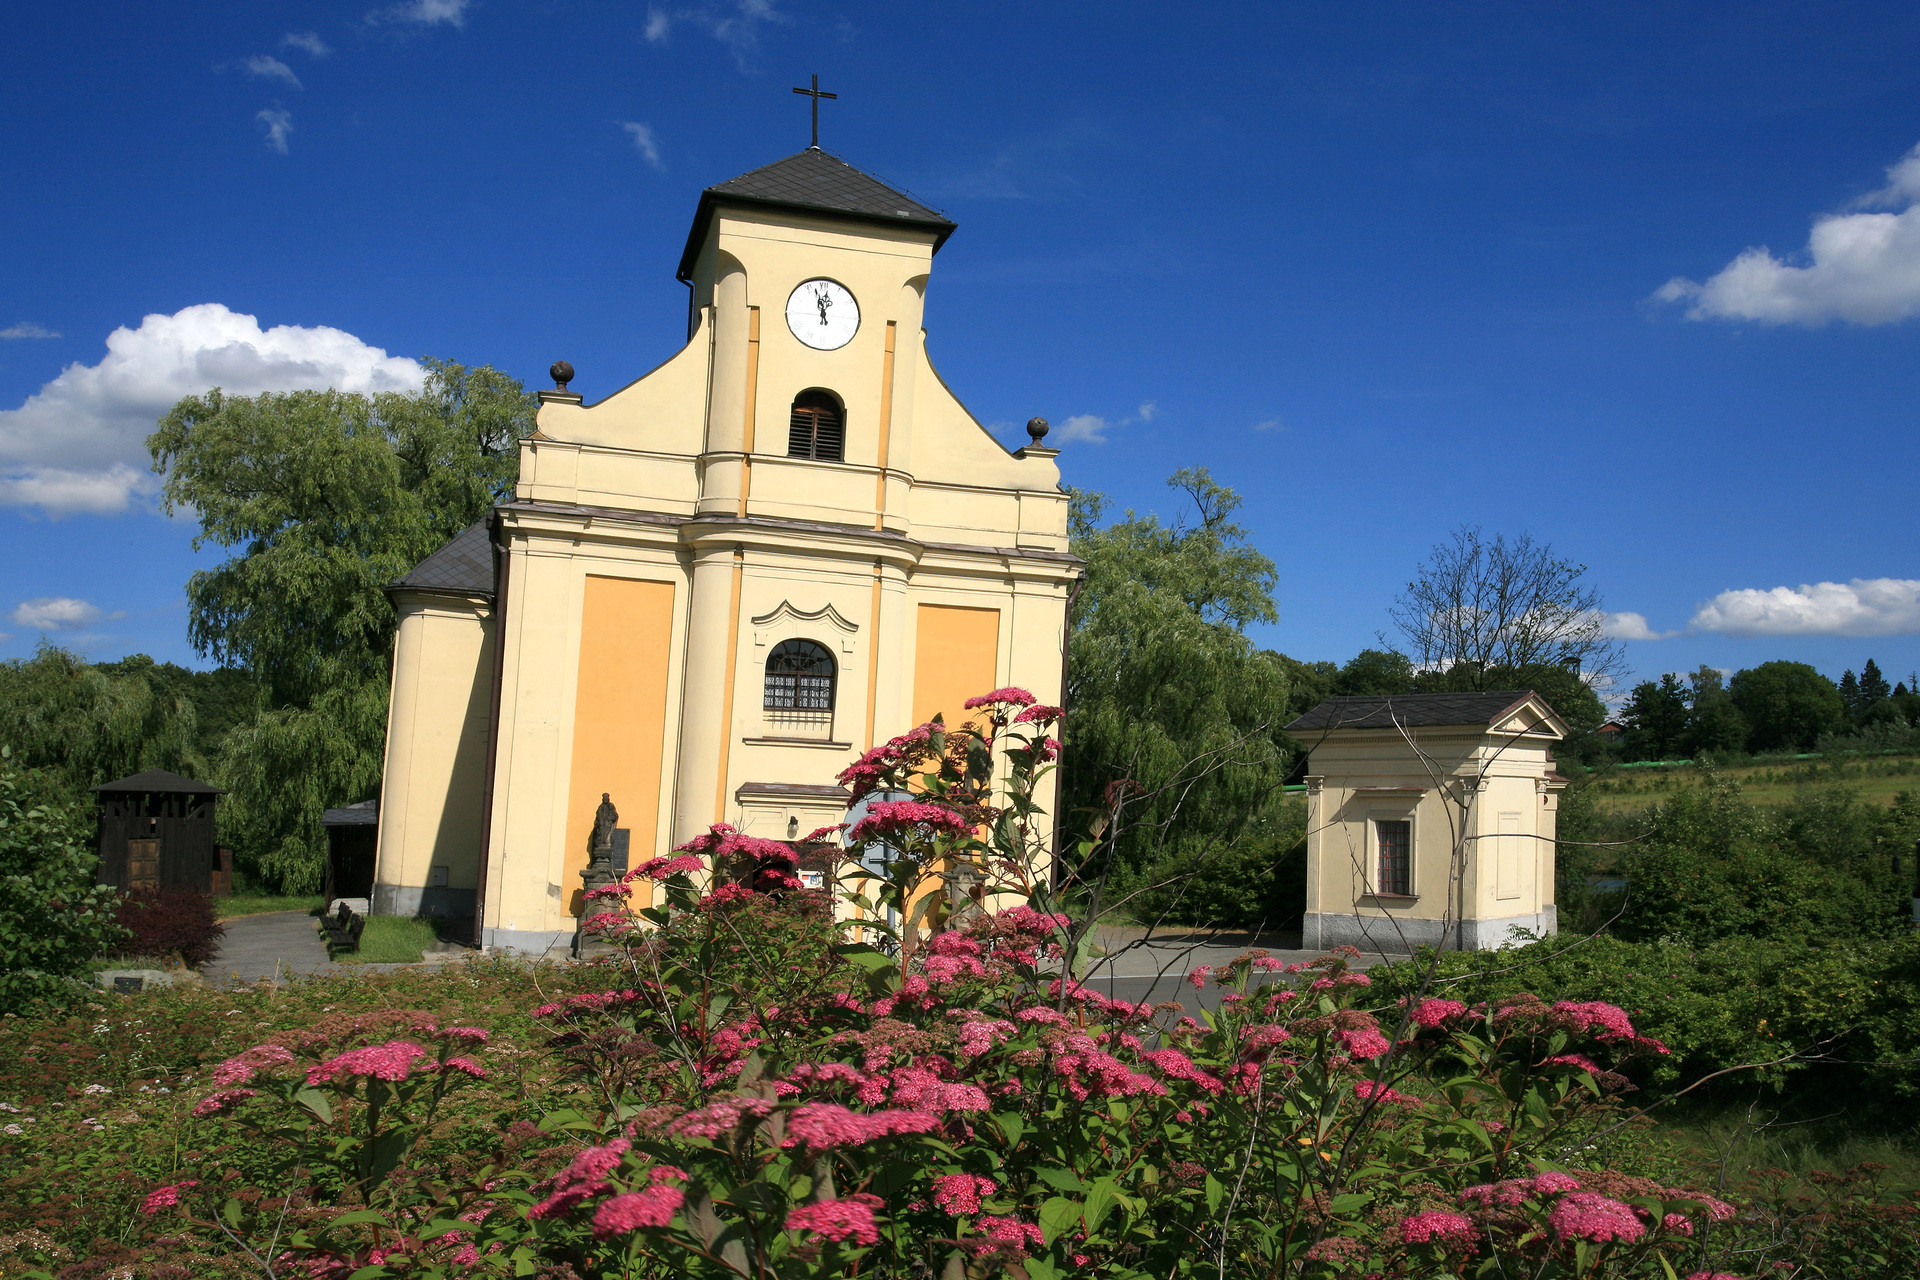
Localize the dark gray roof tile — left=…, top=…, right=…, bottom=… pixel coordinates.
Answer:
left=393, top=522, right=494, bottom=598
left=679, top=148, right=955, bottom=279
left=1285, top=691, right=1555, bottom=734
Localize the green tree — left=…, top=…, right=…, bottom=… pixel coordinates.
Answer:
left=0, top=646, right=203, bottom=798
left=1063, top=470, right=1294, bottom=913
left=1331, top=648, right=1416, bottom=696
left=0, top=750, right=129, bottom=1013
left=148, top=360, right=530, bottom=891
left=1683, top=665, right=1749, bottom=757
left=1728, top=660, right=1844, bottom=754
left=1620, top=673, right=1689, bottom=761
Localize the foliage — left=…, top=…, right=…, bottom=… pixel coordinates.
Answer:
left=110, top=890, right=225, bottom=967
left=149, top=359, right=531, bottom=892
left=1729, top=662, right=1844, bottom=755
left=1373, top=931, right=1920, bottom=1106
left=1683, top=667, right=1750, bottom=759
left=0, top=646, right=206, bottom=799
left=1063, top=472, right=1294, bottom=888
left=332, top=916, right=444, bottom=964
left=1125, top=799, right=1307, bottom=927
left=1620, top=674, right=1690, bottom=763
left=1388, top=525, right=1626, bottom=692
left=1610, top=776, right=1909, bottom=945
left=0, top=752, right=128, bottom=1016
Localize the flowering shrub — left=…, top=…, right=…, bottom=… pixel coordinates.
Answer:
left=129, top=695, right=1823, bottom=1279
left=112, top=887, right=225, bottom=967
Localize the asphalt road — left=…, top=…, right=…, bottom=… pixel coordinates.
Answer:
left=1072, top=929, right=1392, bottom=1017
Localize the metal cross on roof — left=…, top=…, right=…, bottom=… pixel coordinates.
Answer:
left=791, top=73, right=837, bottom=149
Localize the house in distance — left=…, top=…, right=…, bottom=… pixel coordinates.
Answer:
left=1285, top=691, right=1569, bottom=953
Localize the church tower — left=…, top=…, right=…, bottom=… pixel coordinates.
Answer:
left=372, top=147, right=1080, bottom=954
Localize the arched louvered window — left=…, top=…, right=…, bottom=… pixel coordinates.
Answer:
left=788, top=389, right=844, bottom=462
left=764, top=639, right=836, bottom=711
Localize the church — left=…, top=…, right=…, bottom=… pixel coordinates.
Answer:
left=369, top=145, right=1080, bottom=955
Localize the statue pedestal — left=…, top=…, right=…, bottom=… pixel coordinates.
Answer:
left=574, top=841, right=622, bottom=960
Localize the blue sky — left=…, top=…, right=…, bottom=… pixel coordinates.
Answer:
left=4, top=1, right=1920, bottom=699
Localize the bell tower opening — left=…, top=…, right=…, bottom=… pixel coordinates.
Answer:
left=787, top=389, right=844, bottom=462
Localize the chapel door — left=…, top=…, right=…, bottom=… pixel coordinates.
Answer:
left=127, top=838, right=160, bottom=895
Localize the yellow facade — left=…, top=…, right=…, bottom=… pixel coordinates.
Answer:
left=1290, top=692, right=1568, bottom=954
left=374, top=149, right=1080, bottom=954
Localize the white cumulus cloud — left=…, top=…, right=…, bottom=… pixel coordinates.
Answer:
left=1690, top=578, right=1920, bottom=638
left=371, top=0, right=469, bottom=26
left=257, top=107, right=293, bottom=154
left=280, top=30, right=332, bottom=56
left=621, top=122, right=664, bottom=170
left=1054, top=414, right=1110, bottom=444
left=1600, top=611, right=1677, bottom=641
left=1655, top=140, right=1920, bottom=326
left=11, top=597, right=118, bottom=630
left=244, top=55, right=302, bottom=89
left=642, top=1, right=785, bottom=69
left=1, top=323, right=59, bottom=340
left=0, top=303, right=423, bottom=517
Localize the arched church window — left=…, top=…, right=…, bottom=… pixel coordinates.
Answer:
left=764, top=639, right=836, bottom=711
left=787, top=389, right=844, bottom=462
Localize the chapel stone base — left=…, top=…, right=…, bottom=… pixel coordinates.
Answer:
left=1303, top=906, right=1557, bottom=955
left=480, top=926, right=578, bottom=958
left=372, top=882, right=478, bottom=919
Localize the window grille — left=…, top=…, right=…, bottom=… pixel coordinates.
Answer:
left=764, top=639, right=836, bottom=711
left=1376, top=820, right=1412, bottom=896
left=788, top=390, right=844, bottom=461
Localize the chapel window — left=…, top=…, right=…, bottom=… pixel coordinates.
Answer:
left=787, top=390, right=844, bottom=462
left=1375, top=820, right=1412, bottom=896
left=764, top=639, right=836, bottom=711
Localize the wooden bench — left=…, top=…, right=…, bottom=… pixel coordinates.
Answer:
left=321, top=901, right=365, bottom=953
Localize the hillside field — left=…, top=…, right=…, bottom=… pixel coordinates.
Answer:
left=1579, top=751, right=1920, bottom=812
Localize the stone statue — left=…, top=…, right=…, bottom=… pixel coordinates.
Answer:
left=591, top=792, right=618, bottom=858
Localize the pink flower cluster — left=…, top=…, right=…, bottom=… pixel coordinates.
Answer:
left=956, top=1017, right=1016, bottom=1056
left=592, top=1185, right=684, bottom=1237
left=1050, top=1036, right=1165, bottom=1101
left=1333, top=1026, right=1390, bottom=1061
left=1551, top=1000, right=1636, bottom=1040
left=1407, top=998, right=1467, bottom=1029
left=630, top=854, right=704, bottom=881
left=786, top=1194, right=883, bottom=1246
left=1544, top=1053, right=1602, bottom=1074
left=666, top=1097, right=777, bottom=1139
left=847, top=800, right=974, bottom=844
left=1011, top=703, right=1062, bottom=725
left=1459, top=1172, right=1582, bottom=1208
left=1353, top=1079, right=1420, bottom=1106
left=141, top=1181, right=199, bottom=1214
left=967, top=1216, right=1045, bottom=1257
left=932, top=1173, right=998, bottom=1215
left=1547, top=1191, right=1647, bottom=1244
left=836, top=721, right=941, bottom=797
left=306, top=1040, right=430, bottom=1085
left=783, top=1102, right=942, bottom=1151
left=191, top=1088, right=259, bottom=1118
left=211, top=1043, right=296, bottom=1086
left=1399, top=1210, right=1476, bottom=1245
left=531, top=1139, right=631, bottom=1218
left=532, top=988, right=649, bottom=1019
left=963, top=687, right=1036, bottom=709
left=1139, top=1049, right=1225, bottom=1094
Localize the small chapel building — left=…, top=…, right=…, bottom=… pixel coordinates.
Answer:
left=373, top=147, right=1080, bottom=954
left=1285, top=691, right=1569, bottom=953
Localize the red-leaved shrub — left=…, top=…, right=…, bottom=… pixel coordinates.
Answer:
left=112, top=888, right=225, bottom=966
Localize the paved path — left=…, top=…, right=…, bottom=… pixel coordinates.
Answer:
left=1076, top=927, right=1393, bottom=1017
left=207, top=911, right=334, bottom=985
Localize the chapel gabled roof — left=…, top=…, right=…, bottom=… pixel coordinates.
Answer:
left=677, top=147, right=957, bottom=281
left=1285, top=691, right=1566, bottom=738
left=91, top=768, right=225, bottom=795
left=391, top=521, right=495, bottom=599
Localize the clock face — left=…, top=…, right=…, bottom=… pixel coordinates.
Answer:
left=785, top=279, right=859, bottom=351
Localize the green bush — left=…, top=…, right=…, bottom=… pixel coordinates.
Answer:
left=1373, top=932, right=1920, bottom=1103
left=0, top=751, right=128, bottom=1014
left=1124, top=799, right=1307, bottom=928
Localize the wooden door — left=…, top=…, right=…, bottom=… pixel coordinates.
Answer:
left=127, top=839, right=160, bottom=895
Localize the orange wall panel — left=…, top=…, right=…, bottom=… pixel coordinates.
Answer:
left=911, top=604, right=1000, bottom=734
left=566, top=576, right=676, bottom=908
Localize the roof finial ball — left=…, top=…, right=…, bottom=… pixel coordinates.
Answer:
left=1026, top=416, right=1050, bottom=443
left=550, top=360, right=574, bottom=392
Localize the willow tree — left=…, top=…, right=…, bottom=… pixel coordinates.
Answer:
left=1061, top=469, right=1294, bottom=917
left=148, top=360, right=530, bottom=891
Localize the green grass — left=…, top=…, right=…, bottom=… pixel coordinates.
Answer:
left=216, top=894, right=325, bottom=919
left=330, top=914, right=442, bottom=964
left=1583, top=751, right=1920, bottom=812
